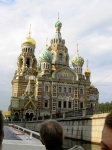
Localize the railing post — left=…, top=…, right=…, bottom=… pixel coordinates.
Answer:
left=63, top=112, right=65, bottom=119
left=30, top=132, right=32, bottom=139
left=82, top=109, right=86, bottom=117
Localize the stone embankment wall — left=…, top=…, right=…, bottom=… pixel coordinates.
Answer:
left=58, top=113, right=108, bottom=143
left=5, top=113, right=108, bottom=144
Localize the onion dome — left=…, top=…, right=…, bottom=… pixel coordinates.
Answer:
left=55, top=13, right=62, bottom=32
left=55, top=20, right=62, bottom=28
left=22, top=34, right=36, bottom=46
left=72, top=44, right=84, bottom=67
left=90, top=84, right=94, bottom=89
left=22, top=26, right=36, bottom=46
left=4, top=111, right=11, bottom=118
left=85, top=68, right=91, bottom=75
left=85, top=60, right=91, bottom=75
left=39, top=48, right=52, bottom=63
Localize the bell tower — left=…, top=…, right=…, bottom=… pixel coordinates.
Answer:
left=49, top=14, right=69, bottom=71
left=12, top=30, right=37, bottom=97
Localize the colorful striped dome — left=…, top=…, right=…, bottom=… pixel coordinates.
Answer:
left=39, top=49, right=52, bottom=63
left=55, top=20, right=62, bottom=28
left=72, top=53, right=84, bottom=67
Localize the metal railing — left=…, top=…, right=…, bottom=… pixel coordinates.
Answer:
left=9, top=124, right=40, bottom=139
left=65, top=109, right=83, bottom=118
left=6, top=108, right=105, bottom=122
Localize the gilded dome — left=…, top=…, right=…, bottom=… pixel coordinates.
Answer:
left=22, top=34, right=36, bottom=46
left=39, top=48, right=52, bottom=63
left=85, top=68, right=91, bottom=74
left=4, top=111, right=11, bottom=117
left=72, top=53, right=84, bottom=67
left=85, top=60, right=91, bottom=75
left=90, top=84, right=94, bottom=88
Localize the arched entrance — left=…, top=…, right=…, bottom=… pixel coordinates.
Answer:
left=14, top=112, right=19, bottom=121
left=25, top=109, right=34, bottom=121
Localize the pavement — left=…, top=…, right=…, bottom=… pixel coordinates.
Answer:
left=4, top=126, right=22, bottom=140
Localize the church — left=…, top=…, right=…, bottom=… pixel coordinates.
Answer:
left=8, top=17, right=99, bottom=121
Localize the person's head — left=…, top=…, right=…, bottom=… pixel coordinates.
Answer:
left=40, top=120, right=64, bottom=150
left=0, top=111, right=4, bottom=150
left=101, top=112, right=112, bottom=150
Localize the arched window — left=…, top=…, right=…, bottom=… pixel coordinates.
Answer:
left=63, top=101, right=66, bottom=108
left=68, top=101, right=72, bottom=108
left=58, top=101, right=61, bottom=108
left=45, top=86, right=48, bottom=92
left=91, top=103, right=93, bottom=108
left=59, top=53, right=62, bottom=64
left=26, top=59, right=30, bottom=68
left=44, top=100, right=48, bottom=108
left=59, top=87, right=62, bottom=92
left=64, top=87, right=66, bottom=93
left=44, top=63, right=45, bottom=69
left=80, top=89, right=83, bottom=95
left=80, top=102, right=83, bottom=109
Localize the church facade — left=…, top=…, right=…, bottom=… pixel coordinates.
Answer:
left=9, top=18, right=99, bottom=121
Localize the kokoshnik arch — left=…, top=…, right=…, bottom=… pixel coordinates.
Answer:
left=7, top=17, right=99, bottom=121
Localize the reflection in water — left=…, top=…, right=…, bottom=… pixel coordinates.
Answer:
left=63, top=138, right=100, bottom=150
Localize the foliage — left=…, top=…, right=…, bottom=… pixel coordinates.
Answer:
left=98, top=101, right=112, bottom=113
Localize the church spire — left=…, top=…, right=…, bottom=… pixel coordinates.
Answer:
left=86, top=60, right=88, bottom=69
left=76, top=43, right=79, bottom=55
left=58, top=12, right=59, bottom=21
left=46, top=37, right=48, bottom=48
left=28, top=24, right=31, bottom=37
left=85, top=60, right=91, bottom=74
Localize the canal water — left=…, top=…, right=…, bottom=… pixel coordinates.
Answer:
left=63, top=138, right=100, bottom=150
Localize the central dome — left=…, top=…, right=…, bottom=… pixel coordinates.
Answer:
left=72, top=44, right=84, bottom=67
left=22, top=34, right=36, bottom=46
left=72, top=53, right=84, bottom=67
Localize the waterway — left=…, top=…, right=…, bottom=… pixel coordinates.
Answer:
left=63, top=138, right=100, bottom=150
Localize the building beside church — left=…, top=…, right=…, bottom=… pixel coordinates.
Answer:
left=8, top=18, right=99, bottom=121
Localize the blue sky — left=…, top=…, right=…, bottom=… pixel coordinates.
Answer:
left=0, top=0, right=112, bottom=111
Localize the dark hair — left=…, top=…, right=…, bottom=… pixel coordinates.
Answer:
left=105, top=111, right=112, bottom=128
left=0, top=111, right=4, bottom=148
left=40, top=120, right=63, bottom=150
